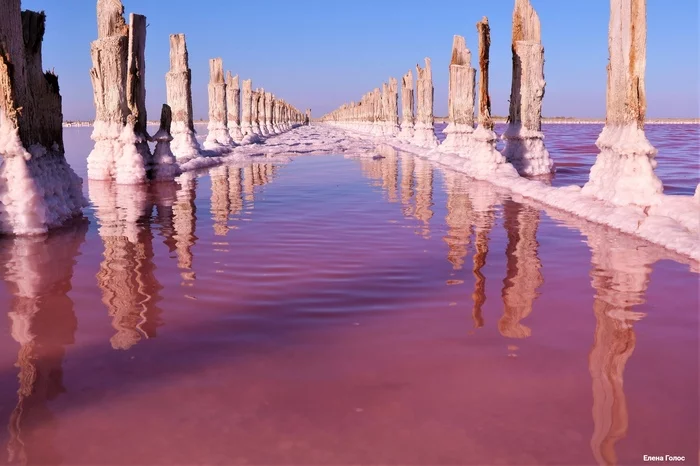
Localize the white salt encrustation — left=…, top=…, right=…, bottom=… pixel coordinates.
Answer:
left=258, top=90, right=269, bottom=136
left=166, top=33, right=200, bottom=161
left=250, top=89, right=262, bottom=135
left=440, top=35, right=476, bottom=152
left=397, top=70, right=415, bottom=141
left=264, top=91, right=274, bottom=135
left=203, top=58, right=235, bottom=150
left=240, top=79, right=255, bottom=137
left=0, top=4, right=85, bottom=235
left=150, top=104, right=181, bottom=180
left=226, top=72, right=244, bottom=142
left=87, top=1, right=153, bottom=184
left=386, top=78, right=400, bottom=137
left=581, top=0, right=662, bottom=206
left=501, top=0, right=553, bottom=176
left=413, top=58, right=440, bottom=148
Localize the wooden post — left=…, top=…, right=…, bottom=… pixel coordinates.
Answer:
left=398, top=70, right=415, bottom=140
left=476, top=17, right=493, bottom=131
left=0, top=2, right=84, bottom=234
left=412, top=58, right=439, bottom=148
left=582, top=0, right=663, bottom=206
left=166, top=33, right=200, bottom=160
left=203, top=57, right=234, bottom=149
left=502, top=0, right=553, bottom=176
left=441, top=35, right=476, bottom=151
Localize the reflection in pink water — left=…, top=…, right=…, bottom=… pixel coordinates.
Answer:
left=0, top=131, right=698, bottom=464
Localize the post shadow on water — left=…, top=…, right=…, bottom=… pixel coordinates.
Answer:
left=0, top=152, right=695, bottom=465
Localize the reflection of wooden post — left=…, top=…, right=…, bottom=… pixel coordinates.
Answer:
left=90, top=182, right=164, bottom=350
left=173, top=173, right=198, bottom=284
left=228, top=168, right=244, bottom=228
left=210, top=166, right=230, bottom=236
left=377, top=145, right=399, bottom=203
left=469, top=182, right=499, bottom=329
left=413, top=158, right=434, bottom=238
left=0, top=222, right=87, bottom=464
left=585, top=228, right=651, bottom=466
left=589, top=299, right=635, bottom=466
left=443, top=171, right=473, bottom=271
left=151, top=181, right=178, bottom=252
left=243, top=165, right=255, bottom=202
left=499, top=201, right=543, bottom=339
left=400, top=155, right=415, bottom=217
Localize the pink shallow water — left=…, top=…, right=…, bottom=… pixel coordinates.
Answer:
left=0, top=127, right=697, bottom=465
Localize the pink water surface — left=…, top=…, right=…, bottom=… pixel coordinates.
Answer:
left=0, top=127, right=697, bottom=465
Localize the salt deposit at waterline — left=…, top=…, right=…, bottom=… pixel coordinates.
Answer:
left=0, top=3, right=85, bottom=235
left=312, top=122, right=700, bottom=262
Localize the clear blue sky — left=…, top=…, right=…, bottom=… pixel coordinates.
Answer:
left=22, top=0, right=700, bottom=120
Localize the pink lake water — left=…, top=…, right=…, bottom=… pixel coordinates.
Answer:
left=0, top=125, right=697, bottom=465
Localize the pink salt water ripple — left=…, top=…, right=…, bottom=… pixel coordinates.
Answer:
left=0, top=129, right=696, bottom=464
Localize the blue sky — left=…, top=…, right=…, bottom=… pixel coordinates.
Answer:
left=22, top=0, right=700, bottom=120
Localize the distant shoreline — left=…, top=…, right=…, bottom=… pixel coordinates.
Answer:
left=433, top=116, right=700, bottom=125
left=62, top=118, right=699, bottom=127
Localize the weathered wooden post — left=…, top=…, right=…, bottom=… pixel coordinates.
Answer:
left=226, top=72, right=244, bottom=142
left=412, top=58, right=439, bottom=148
left=240, top=79, right=253, bottom=135
left=498, top=201, right=543, bottom=340
left=264, top=91, right=274, bottom=134
left=502, top=0, right=553, bottom=176
left=397, top=70, right=415, bottom=141
left=126, top=13, right=151, bottom=167
left=468, top=17, right=506, bottom=174
left=0, top=2, right=85, bottom=234
left=204, top=58, right=234, bottom=149
left=387, top=77, right=400, bottom=136
left=166, top=33, right=200, bottom=160
left=258, top=90, right=269, bottom=136
left=582, top=0, right=662, bottom=206
left=87, top=0, right=153, bottom=184
left=440, top=35, right=476, bottom=152
left=251, top=89, right=262, bottom=135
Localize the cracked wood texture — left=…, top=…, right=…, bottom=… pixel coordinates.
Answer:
left=401, top=70, right=414, bottom=125
left=507, top=0, right=543, bottom=128
left=207, top=58, right=227, bottom=126
left=448, top=35, right=475, bottom=127
left=126, top=13, right=147, bottom=138
left=476, top=17, right=493, bottom=130
left=0, top=3, right=63, bottom=151
left=607, top=0, right=646, bottom=128
left=90, top=0, right=129, bottom=126
left=166, top=34, right=195, bottom=132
